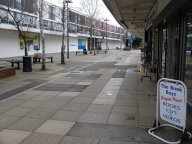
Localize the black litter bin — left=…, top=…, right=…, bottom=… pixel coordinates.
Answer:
left=23, top=56, right=32, bottom=72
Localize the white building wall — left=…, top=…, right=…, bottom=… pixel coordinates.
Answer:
left=0, top=28, right=123, bottom=58
left=69, top=37, right=78, bottom=52
left=0, top=29, right=26, bottom=58
left=43, top=34, right=61, bottom=54
left=101, top=39, right=125, bottom=50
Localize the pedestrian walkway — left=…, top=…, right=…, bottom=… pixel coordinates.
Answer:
left=0, top=50, right=191, bottom=144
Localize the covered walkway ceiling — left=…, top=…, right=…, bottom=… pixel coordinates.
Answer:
left=102, top=0, right=156, bottom=37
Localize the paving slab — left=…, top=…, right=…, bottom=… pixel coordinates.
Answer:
left=30, top=94, right=56, bottom=101
left=0, top=106, right=12, bottom=114
left=19, top=100, right=46, bottom=108
left=62, top=103, right=89, bottom=112
left=50, top=96, right=73, bottom=102
left=38, top=101, right=66, bottom=109
left=20, top=90, right=43, bottom=96
left=114, top=99, right=138, bottom=107
left=107, top=114, right=128, bottom=126
left=51, top=110, right=82, bottom=122
left=35, top=120, right=74, bottom=136
left=0, top=115, right=21, bottom=128
left=78, top=112, right=109, bottom=124
left=20, top=132, right=63, bottom=144
left=70, top=97, right=94, bottom=104
left=0, top=99, right=26, bottom=107
left=77, top=82, right=93, bottom=85
left=112, top=106, right=138, bottom=115
left=26, top=108, right=57, bottom=120
left=66, top=122, right=160, bottom=143
left=60, top=136, right=99, bottom=144
left=86, top=104, right=113, bottom=113
left=11, top=94, right=39, bottom=100
left=2, top=107, right=32, bottom=117
left=57, top=92, right=80, bottom=97
left=0, top=129, right=31, bottom=144
left=99, top=139, right=137, bottom=144
left=92, top=98, right=116, bottom=105
left=8, top=117, right=45, bottom=132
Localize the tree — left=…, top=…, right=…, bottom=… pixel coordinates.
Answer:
left=0, top=0, right=37, bottom=56
left=80, top=0, right=100, bottom=54
left=48, top=0, right=70, bottom=64
left=61, top=0, right=67, bottom=64
left=38, top=0, right=46, bottom=70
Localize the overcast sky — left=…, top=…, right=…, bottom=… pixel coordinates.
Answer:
left=46, top=0, right=120, bottom=27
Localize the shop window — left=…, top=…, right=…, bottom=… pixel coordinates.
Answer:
left=185, top=9, right=192, bottom=102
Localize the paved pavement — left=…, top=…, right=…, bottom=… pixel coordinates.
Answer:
left=0, top=50, right=191, bottom=144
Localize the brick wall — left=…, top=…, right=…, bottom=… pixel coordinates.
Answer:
left=0, top=68, right=16, bottom=79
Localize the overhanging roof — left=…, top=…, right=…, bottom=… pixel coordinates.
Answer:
left=102, top=0, right=156, bottom=38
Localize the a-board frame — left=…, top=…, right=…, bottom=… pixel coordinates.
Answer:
left=148, top=78, right=192, bottom=144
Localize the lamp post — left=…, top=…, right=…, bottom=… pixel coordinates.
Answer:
left=66, top=0, right=72, bottom=59
left=93, top=20, right=96, bottom=55
left=104, top=18, right=109, bottom=51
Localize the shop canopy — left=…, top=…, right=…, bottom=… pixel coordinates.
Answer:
left=102, top=0, right=156, bottom=38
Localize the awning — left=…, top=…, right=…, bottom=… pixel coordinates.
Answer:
left=102, top=0, right=156, bottom=38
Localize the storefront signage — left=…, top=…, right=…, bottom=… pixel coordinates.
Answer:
left=159, top=80, right=186, bottom=127
left=148, top=78, right=191, bottom=144
left=78, top=38, right=86, bottom=49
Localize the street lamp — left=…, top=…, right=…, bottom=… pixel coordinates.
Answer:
left=66, top=0, right=72, bottom=59
left=104, top=18, right=109, bottom=51
left=93, top=21, right=96, bottom=55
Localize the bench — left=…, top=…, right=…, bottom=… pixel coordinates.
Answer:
left=45, top=56, right=53, bottom=63
left=97, top=50, right=107, bottom=54
left=76, top=50, right=87, bottom=55
left=7, top=60, right=22, bottom=70
left=33, top=56, right=53, bottom=63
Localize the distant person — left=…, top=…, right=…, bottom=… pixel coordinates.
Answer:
left=33, top=50, right=42, bottom=63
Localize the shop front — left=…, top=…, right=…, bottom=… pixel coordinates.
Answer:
left=149, top=0, right=192, bottom=129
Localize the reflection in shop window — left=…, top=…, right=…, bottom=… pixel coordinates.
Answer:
left=185, top=10, right=192, bottom=102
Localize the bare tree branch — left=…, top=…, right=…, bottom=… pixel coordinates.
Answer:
left=80, top=0, right=101, bottom=54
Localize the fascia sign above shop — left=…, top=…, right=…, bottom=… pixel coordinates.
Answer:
left=148, top=78, right=192, bottom=144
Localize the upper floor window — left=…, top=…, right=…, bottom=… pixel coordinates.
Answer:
left=69, top=11, right=77, bottom=23
left=15, top=0, right=21, bottom=10
left=78, top=14, right=86, bottom=25
left=48, top=5, right=55, bottom=20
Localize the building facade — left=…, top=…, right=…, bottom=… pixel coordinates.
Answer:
left=143, top=0, right=192, bottom=127
left=0, top=0, right=126, bottom=58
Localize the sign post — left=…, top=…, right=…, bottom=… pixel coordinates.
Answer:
left=148, top=78, right=191, bottom=144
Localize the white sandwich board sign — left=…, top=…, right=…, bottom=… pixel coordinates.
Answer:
left=148, top=78, right=191, bottom=144
left=159, top=80, right=186, bottom=127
